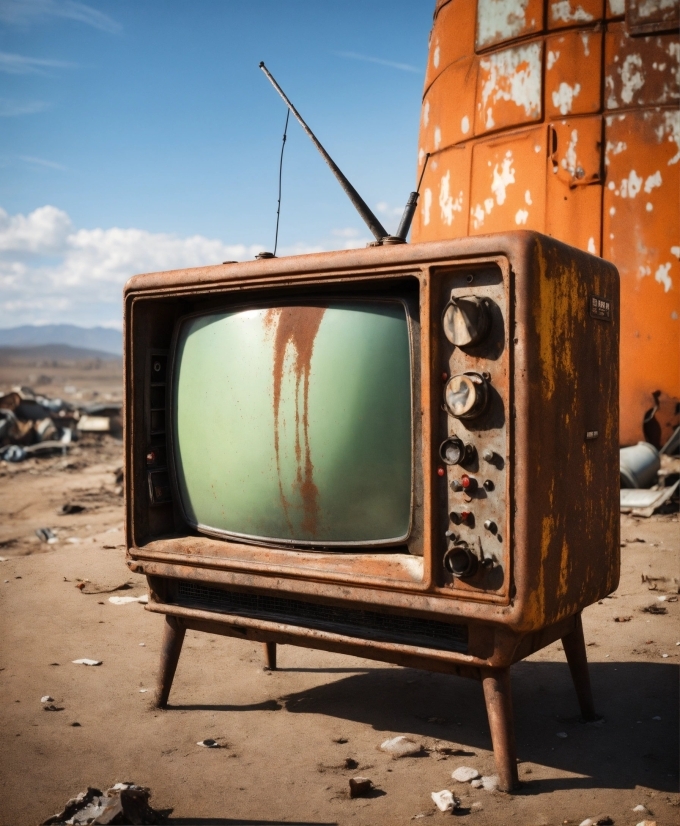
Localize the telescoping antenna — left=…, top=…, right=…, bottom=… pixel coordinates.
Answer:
left=259, top=62, right=425, bottom=245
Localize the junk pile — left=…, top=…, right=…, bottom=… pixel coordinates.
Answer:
left=620, top=426, right=680, bottom=517
left=42, top=782, right=171, bottom=825
left=0, top=386, right=121, bottom=463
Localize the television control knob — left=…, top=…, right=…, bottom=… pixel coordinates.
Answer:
left=482, top=448, right=495, bottom=462
left=444, top=542, right=479, bottom=579
left=439, top=436, right=473, bottom=466
left=444, top=372, right=489, bottom=419
left=483, top=479, right=494, bottom=491
left=484, top=520, right=497, bottom=534
left=460, top=474, right=478, bottom=492
left=442, top=294, right=491, bottom=348
left=450, top=479, right=463, bottom=492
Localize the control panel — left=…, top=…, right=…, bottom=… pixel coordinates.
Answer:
left=437, top=266, right=509, bottom=598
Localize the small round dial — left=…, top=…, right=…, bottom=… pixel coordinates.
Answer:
left=444, top=372, right=489, bottom=419
left=439, top=436, right=465, bottom=465
left=442, top=295, right=491, bottom=348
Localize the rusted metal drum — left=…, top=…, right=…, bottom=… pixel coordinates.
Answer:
left=412, top=0, right=679, bottom=446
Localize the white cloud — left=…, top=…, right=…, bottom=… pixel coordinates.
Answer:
left=0, top=51, right=77, bottom=74
left=0, top=205, right=332, bottom=327
left=18, top=154, right=67, bottom=170
left=0, top=98, right=50, bottom=117
left=375, top=201, right=403, bottom=218
left=334, top=51, right=422, bottom=74
left=0, top=0, right=121, bottom=33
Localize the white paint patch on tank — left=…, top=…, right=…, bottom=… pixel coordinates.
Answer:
left=433, top=44, right=440, bottom=69
left=461, top=115, right=470, bottom=134
left=609, top=206, right=616, bottom=216
left=608, top=181, right=616, bottom=190
left=561, top=129, right=579, bottom=177
left=644, top=171, right=662, bottom=192
left=671, top=246, right=680, bottom=258
left=423, top=188, right=432, bottom=226
left=419, top=147, right=426, bottom=166
left=552, top=82, right=581, bottom=115
left=587, top=237, right=596, bottom=254
left=620, top=54, right=645, bottom=105
left=620, top=169, right=643, bottom=198
left=434, top=127, right=442, bottom=150
left=655, top=262, right=672, bottom=292
left=477, top=0, right=530, bottom=49
left=661, top=110, right=680, bottom=164
left=525, top=190, right=532, bottom=205
left=491, top=152, right=516, bottom=205
left=547, top=50, right=560, bottom=70
left=639, top=265, right=651, bottom=278
left=646, top=202, right=654, bottom=211
left=669, top=41, right=680, bottom=61
left=580, top=33, right=590, bottom=57
left=472, top=203, right=486, bottom=229
left=606, top=140, right=627, bottom=157
left=515, top=208, right=529, bottom=224
left=480, top=42, right=542, bottom=127
left=423, top=100, right=430, bottom=128
left=608, top=0, right=625, bottom=14
left=484, top=197, right=495, bottom=214
left=439, top=172, right=464, bottom=226
left=551, top=2, right=594, bottom=23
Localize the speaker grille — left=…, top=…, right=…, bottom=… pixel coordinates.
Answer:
left=173, top=581, right=468, bottom=653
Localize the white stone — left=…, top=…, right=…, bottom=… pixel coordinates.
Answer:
left=452, top=766, right=480, bottom=783
left=431, top=790, right=458, bottom=812
left=380, top=735, right=423, bottom=758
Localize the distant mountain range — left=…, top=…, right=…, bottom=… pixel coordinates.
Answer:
left=0, top=325, right=122, bottom=355
left=0, top=343, right=121, bottom=363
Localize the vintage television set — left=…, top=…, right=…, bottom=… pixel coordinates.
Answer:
left=124, top=231, right=619, bottom=791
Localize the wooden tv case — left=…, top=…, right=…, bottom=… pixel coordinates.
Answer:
left=124, top=232, right=620, bottom=791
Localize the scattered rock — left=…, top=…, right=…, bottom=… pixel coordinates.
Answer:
left=642, top=605, right=667, bottom=615
left=349, top=777, right=374, bottom=798
left=594, top=817, right=614, bottom=825
left=57, top=503, right=85, bottom=515
left=344, top=758, right=358, bottom=770
left=197, top=739, right=221, bottom=748
left=580, top=819, right=594, bottom=826
left=333, top=737, right=348, bottom=744
left=41, top=695, right=54, bottom=703
left=471, top=775, right=499, bottom=792
left=72, top=659, right=102, bottom=666
left=451, top=766, right=480, bottom=783
left=431, top=790, right=459, bottom=812
left=35, top=527, right=57, bottom=544
left=43, top=704, right=64, bottom=712
left=633, top=805, right=649, bottom=813
left=614, top=616, right=632, bottom=622
left=41, top=782, right=171, bottom=825
left=635, top=821, right=656, bottom=826
left=108, top=594, right=148, bottom=605
left=380, top=735, right=423, bottom=758
left=556, top=731, right=568, bottom=738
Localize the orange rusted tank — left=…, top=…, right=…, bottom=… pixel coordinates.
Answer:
left=412, top=0, right=679, bottom=446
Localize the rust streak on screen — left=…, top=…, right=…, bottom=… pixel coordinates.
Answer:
left=264, top=305, right=326, bottom=537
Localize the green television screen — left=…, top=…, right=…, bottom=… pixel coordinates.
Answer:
left=171, top=300, right=413, bottom=546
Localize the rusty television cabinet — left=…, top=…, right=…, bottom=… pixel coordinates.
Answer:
left=124, top=232, right=619, bottom=791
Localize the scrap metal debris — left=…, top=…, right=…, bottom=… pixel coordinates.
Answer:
left=642, top=604, right=668, bottom=615
left=41, top=782, right=171, bottom=825
left=36, top=527, right=58, bottom=544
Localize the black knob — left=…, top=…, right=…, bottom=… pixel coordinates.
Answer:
left=483, top=479, right=494, bottom=491
left=484, top=520, right=497, bottom=534
left=439, top=436, right=467, bottom=465
left=482, top=448, right=495, bottom=462
left=444, top=544, right=479, bottom=578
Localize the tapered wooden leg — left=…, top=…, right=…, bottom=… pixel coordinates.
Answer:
left=263, top=641, right=277, bottom=670
left=481, top=667, right=519, bottom=792
left=561, top=612, right=598, bottom=721
left=155, top=615, right=186, bottom=708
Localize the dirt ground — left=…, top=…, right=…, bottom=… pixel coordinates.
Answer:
left=0, top=362, right=678, bottom=826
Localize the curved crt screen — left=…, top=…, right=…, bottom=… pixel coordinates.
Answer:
left=171, top=301, right=413, bottom=545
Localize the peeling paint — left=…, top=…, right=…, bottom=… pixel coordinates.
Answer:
left=461, top=115, right=470, bottom=134
left=491, top=151, right=516, bottom=205
left=619, top=169, right=643, bottom=198
left=423, top=188, right=432, bottom=226
left=515, top=208, right=529, bottom=224
left=655, top=262, right=673, bottom=292
left=560, top=129, right=579, bottom=177
left=439, top=171, right=464, bottom=225
left=525, top=190, right=533, bottom=205
left=644, top=170, right=662, bottom=192
left=434, top=126, right=442, bottom=150
left=418, top=147, right=426, bottom=166
left=646, top=202, right=654, bottom=211
left=433, top=44, right=440, bottom=69
left=423, top=100, right=430, bottom=128
left=580, top=33, right=590, bottom=57
left=671, top=245, right=680, bottom=258
left=552, top=81, right=581, bottom=115
left=608, top=0, right=625, bottom=13
left=662, top=110, right=680, bottom=164
left=477, top=0, right=530, bottom=48
left=605, top=140, right=627, bottom=158
left=620, top=54, right=645, bottom=105
left=547, top=49, right=560, bottom=70
left=479, top=42, right=542, bottom=129
left=551, top=2, right=594, bottom=23
left=587, top=237, right=596, bottom=254
left=471, top=203, right=486, bottom=229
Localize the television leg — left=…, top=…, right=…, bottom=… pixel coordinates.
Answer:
left=561, top=612, right=598, bottom=721
left=156, top=615, right=186, bottom=708
left=263, top=641, right=277, bottom=671
left=481, top=667, right=519, bottom=792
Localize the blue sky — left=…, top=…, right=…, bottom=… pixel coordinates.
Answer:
left=0, top=0, right=432, bottom=328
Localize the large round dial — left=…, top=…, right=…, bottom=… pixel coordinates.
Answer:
left=442, top=294, right=491, bottom=348
left=444, top=372, right=489, bottom=419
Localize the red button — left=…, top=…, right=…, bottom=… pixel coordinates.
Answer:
left=437, top=467, right=445, bottom=477
left=461, top=475, right=471, bottom=488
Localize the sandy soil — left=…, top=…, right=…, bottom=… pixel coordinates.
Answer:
left=0, top=365, right=678, bottom=826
